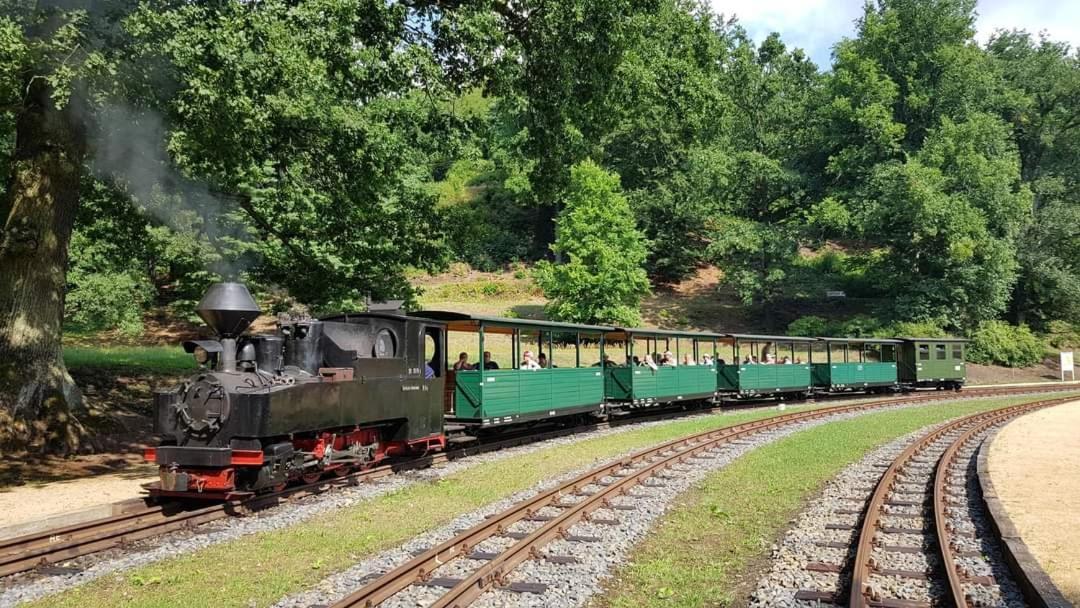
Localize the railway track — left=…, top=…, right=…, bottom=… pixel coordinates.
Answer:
left=0, top=384, right=1073, bottom=582
left=325, top=388, right=1075, bottom=608
left=776, top=395, right=1071, bottom=607
left=843, top=398, right=1069, bottom=608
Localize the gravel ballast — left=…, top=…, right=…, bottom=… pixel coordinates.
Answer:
left=749, top=416, right=1028, bottom=607
left=272, top=401, right=951, bottom=608
left=0, top=409, right=747, bottom=608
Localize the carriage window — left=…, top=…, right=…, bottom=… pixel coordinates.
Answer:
left=864, top=343, right=881, bottom=363
left=881, top=345, right=896, bottom=363
left=952, top=344, right=962, bottom=360
left=935, top=344, right=947, bottom=360
left=919, top=344, right=930, bottom=361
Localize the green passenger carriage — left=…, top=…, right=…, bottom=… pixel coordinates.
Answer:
left=602, top=328, right=721, bottom=406
left=717, top=334, right=815, bottom=397
left=414, top=312, right=612, bottom=427
left=897, top=337, right=968, bottom=390
left=811, top=337, right=901, bottom=392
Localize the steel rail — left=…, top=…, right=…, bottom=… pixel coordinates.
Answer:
left=849, top=396, right=1072, bottom=607
left=930, top=403, right=1057, bottom=608
left=329, top=388, right=1067, bottom=608
left=1, top=384, right=1074, bottom=580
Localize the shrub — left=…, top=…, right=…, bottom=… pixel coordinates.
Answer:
left=835, top=314, right=882, bottom=337
left=873, top=319, right=949, bottom=339
left=1045, top=320, right=1080, bottom=350
left=787, top=316, right=829, bottom=337
left=66, top=270, right=155, bottom=336
left=967, top=320, right=1045, bottom=367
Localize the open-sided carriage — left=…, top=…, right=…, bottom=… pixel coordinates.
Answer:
left=601, top=328, right=721, bottom=407
left=415, top=312, right=611, bottom=428
left=716, top=334, right=816, bottom=398
left=811, top=337, right=901, bottom=392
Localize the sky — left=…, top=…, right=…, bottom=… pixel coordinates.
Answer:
left=709, top=0, right=1080, bottom=67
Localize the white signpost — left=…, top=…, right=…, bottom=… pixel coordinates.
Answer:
left=1062, top=351, right=1075, bottom=381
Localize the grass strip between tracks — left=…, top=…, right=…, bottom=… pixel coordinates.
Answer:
left=594, top=393, right=1080, bottom=608
left=29, top=402, right=843, bottom=608
left=26, top=394, right=1071, bottom=608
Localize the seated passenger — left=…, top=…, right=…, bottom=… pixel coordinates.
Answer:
left=643, top=353, right=659, bottom=372
left=764, top=353, right=776, bottom=364
left=662, top=350, right=676, bottom=366
left=742, top=355, right=754, bottom=365
left=482, top=351, right=499, bottom=370
left=632, top=355, right=642, bottom=366
left=780, top=356, right=791, bottom=364
left=794, top=357, right=803, bottom=364
left=538, top=352, right=557, bottom=368
left=452, top=352, right=473, bottom=371
left=682, top=353, right=696, bottom=366
left=701, top=354, right=713, bottom=366
left=521, top=350, right=542, bottom=370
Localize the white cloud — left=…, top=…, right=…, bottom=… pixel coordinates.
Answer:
left=709, top=0, right=1080, bottom=68
left=975, top=0, right=1080, bottom=47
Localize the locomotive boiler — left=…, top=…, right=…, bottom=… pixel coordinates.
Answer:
left=147, top=283, right=447, bottom=498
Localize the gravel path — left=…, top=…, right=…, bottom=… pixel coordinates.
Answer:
left=272, top=400, right=945, bottom=608
left=749, top=415, right=1027, bottom=607
left=0, top=407, right=767, bottom=608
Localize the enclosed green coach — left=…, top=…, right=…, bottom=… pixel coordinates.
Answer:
left=602, top=328, right=722, bottom=407
left=717, top=334, right=815, bottom=397
left=811, top=337, right=900, bottom=392
left=898, top=337, right=968, bottom=390
left=414, top=312, right=612, bottom=427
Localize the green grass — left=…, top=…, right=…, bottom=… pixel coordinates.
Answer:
left=63, top=346, right=196, bottom=374
left=31, top=394, right=1073, bottom=608
left=31, top=403, right=843, bottom=608
left=595, top=393, right=1080, bottom=608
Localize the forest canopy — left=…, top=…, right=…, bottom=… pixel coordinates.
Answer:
left=1, top=0, right=1078, bottom=451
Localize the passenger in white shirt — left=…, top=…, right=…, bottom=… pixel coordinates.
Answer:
left=520, top=350, right=542, bottom=370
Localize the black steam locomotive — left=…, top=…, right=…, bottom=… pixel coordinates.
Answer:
left=147, top=283, right=447, bottom=498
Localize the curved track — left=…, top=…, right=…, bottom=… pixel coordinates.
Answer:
left=0, top=384, right=1072, bottom=581
left=327, top=388, right=1073, bottom=608
left=848, top=396, right=1072, bottom=607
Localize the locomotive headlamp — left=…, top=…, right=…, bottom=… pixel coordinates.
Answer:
left=193, top=346, right=210, bottom=365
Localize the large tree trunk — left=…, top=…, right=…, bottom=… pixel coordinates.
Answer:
left=0, top=77, right=88, bottom=454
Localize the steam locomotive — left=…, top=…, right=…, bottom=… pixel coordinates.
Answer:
left=146, top=283, right=447, bottom=498
left=148, top=282, right=968, bottom=499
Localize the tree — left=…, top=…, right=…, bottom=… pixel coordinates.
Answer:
left=534, top=160, right=650, bottom=326
left=987, top=31, right=1080, bottom=325
left=0, top=1, right=117, bottom=452
left=0, top=0, right=469, bottom=453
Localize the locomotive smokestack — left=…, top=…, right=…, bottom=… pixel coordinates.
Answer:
left=196, top=282, right=261, bottom=338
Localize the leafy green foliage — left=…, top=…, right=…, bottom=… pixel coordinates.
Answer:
left=534, top=160, right=650, bottom=325
left=787, top=316, right=828, bottom=337
left=66, top=270, right=154, bottom=336
left=1045, top=321, right=1080, bottom=351
left=873, top=320, right=949, bottom=339
left=966, top=320, right=1045, bottom=367
left=5, top=0, right=1080, bottom=367
left=787, top=314, right=883, bottom=338
left=707, top=216, right=799, bottom=306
